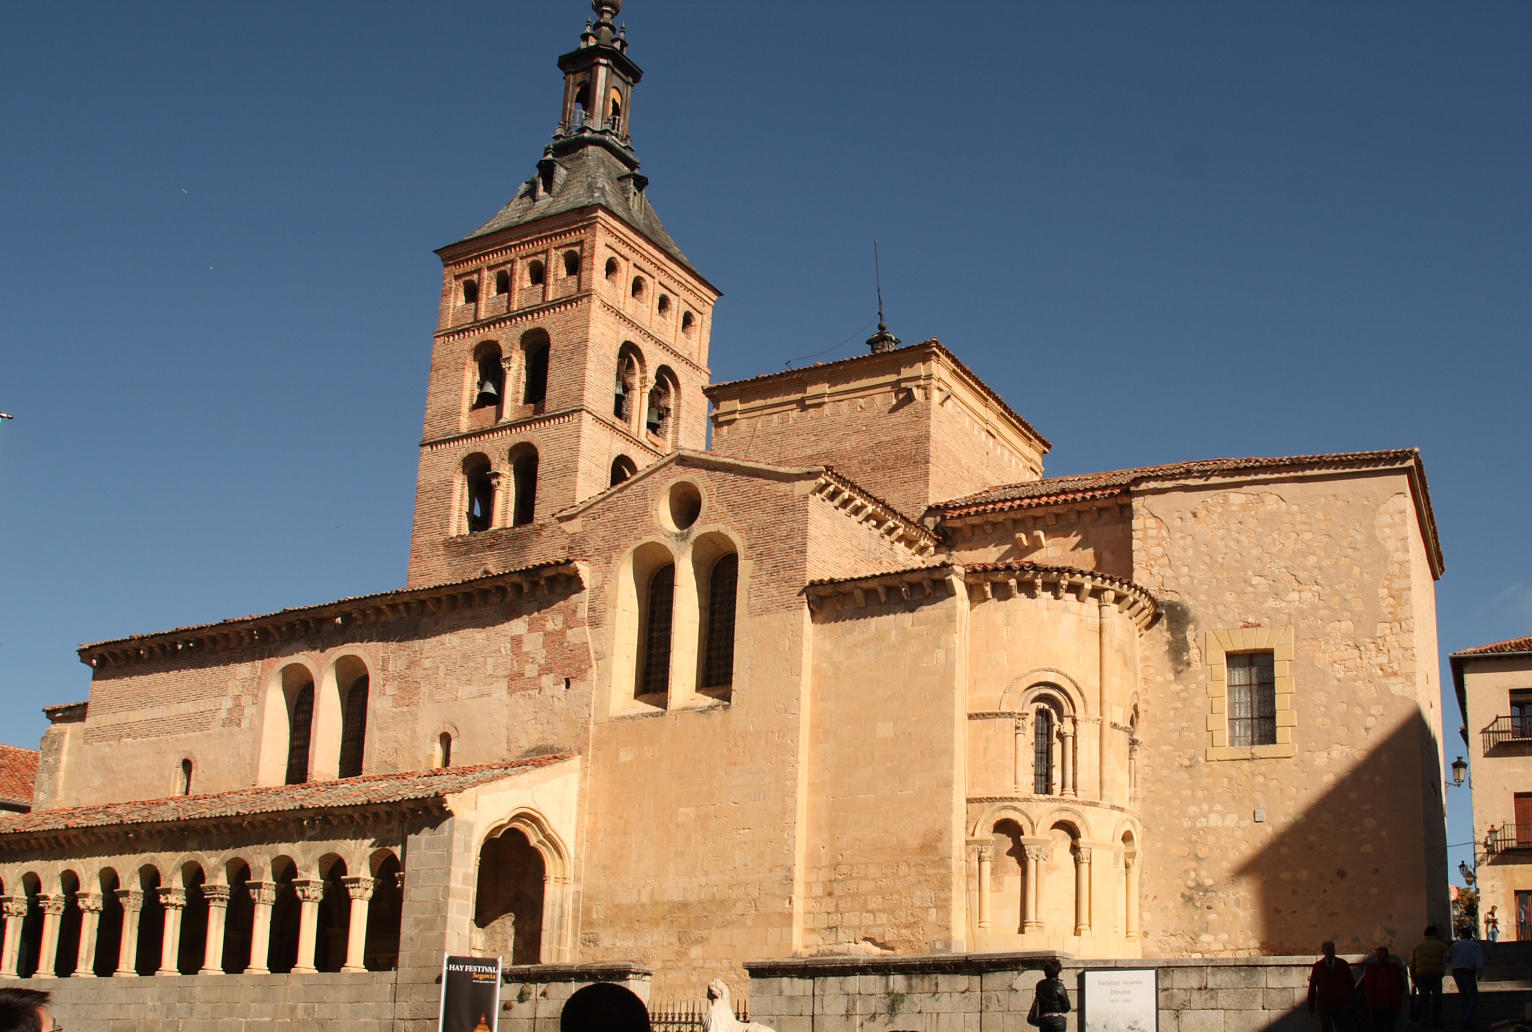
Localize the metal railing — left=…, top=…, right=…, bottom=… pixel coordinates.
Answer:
left=1480, top=715, right=1532, bottom=752
left=650, top=999, right=750, bottom=1032
left=1482, top=823, right=1532, bottom=858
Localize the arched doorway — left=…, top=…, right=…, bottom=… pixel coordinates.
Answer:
left=473, top=828, right=544, bottom=965
left=561, top=983, right=650, bottom=1032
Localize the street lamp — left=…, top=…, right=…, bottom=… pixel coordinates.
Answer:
left=1458, top=860, right=1475, bottom=886
left=1450, top=756, right=1468, bottom=786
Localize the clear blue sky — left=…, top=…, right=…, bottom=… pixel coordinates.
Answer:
left=2, top=2, right=1527, bottom=885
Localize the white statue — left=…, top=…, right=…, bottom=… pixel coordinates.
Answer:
left=703, top=979, right=774, bottom=1032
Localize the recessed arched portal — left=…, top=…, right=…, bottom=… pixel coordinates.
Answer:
left=561, top=983, right=650, bottom=1032
left=473, top=828, right=545, bottom=965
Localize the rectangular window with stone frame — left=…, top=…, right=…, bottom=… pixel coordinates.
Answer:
left=1227, top=651, right=1277, bottom=747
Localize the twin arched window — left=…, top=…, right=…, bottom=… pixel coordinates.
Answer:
left=273, top=661, right=372, bottom=785
left=633, top=545, right=739, bottom=705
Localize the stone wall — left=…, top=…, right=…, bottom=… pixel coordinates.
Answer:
left=745, top=952, right=1322, bottom=1032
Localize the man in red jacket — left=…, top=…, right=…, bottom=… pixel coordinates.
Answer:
left=1360, top=946, right=1409, bottom=1032
left=1309, top=941, right=1358, bottom=1032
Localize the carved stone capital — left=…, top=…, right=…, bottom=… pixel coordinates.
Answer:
left=115, top=888, right=144, bottom=913
left=976, top=844, right=995, bottom=864
left=157, top=887, right=187, bottom=910
left=294, top=879, right=325, bottom=905
left=1128, top=736, right=1141, bottom=757
left=202, top=884, right=232, bottom=907
left=341, top=876, right=375, bottom=902
left=248, top=881, right=278, bottom=907
left=1023, top=844, right=1050, bottom=863
left=38, top=894, right=66, bottom=917
left=1014, top=713, right=1029, bottom=734
left=1073, top=845, right=1092, bottom=864
left=76, top=892, right=104, bottom=914
left=0, top=896, right=27, bottom=919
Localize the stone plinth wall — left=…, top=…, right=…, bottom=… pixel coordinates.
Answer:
left=746, top=953, right=1323, bottom=1032
left=2, top=972, right=400, bottom=1032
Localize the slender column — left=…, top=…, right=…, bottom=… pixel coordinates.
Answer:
left=200, top=885, right=231, bottom=975
left=976, top=846, right=993, bottom=931
left=1013, top=714, right=1028, bottom=790
left=1128, top=737, right=1140, bottom=801
left=75, top=892, right=104, bottom=978
left=293, top=879, right=324, bottom=974
left=247, top=882, right=276, bottom=974
left=1124, top=855, right=1140, bottom=939
left=1060, top=719, right=1077, bottom=797
left=156, top=888, right=186, bottom=976
left=114, top=890, right=143, bottom=976
left=1098, top=597, right=1111, bottom=800
left=1072, top=846, right=1093, bottom=935
left=341, top=876, right=375, bottom=972
left=0, top=897, right=27, bottom=977
left=1022, top=844, right=1048, bottom=933
left=35, top=895, right=65, bottom=978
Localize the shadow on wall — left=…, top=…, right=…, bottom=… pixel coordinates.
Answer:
left=1233, top=710, right=1448, bottom=954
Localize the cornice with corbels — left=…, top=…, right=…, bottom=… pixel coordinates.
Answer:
left=962, top=564, right=1158, bottom=631
left=423, top=406, right=580, bottom=452
left=804, top=564, right=956, bottom=616
left=806, top=477, right=941, bottom=557
left=443, top=223, right=593, bottom=274
left=941, top=498, right=1133, bottom=543
left=434, top=295, right=588, bottom=344
left=77, top=564, right=581, bottom=671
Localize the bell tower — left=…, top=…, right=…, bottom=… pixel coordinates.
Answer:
left=407, top=0, right=721, bottom=588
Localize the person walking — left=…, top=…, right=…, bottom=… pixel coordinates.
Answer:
left=1360, top=946, right=1409, bottom=1032
left=1028, top=958, right=1071, bottom=1032
left=1443, top=928, right=1485, bottom=1030
left=1483, top=906, right=1498, bottom=944
left=1410, top=926, right=1448, bottom=1029
left=1309, top=940, right=1358, bottom=1032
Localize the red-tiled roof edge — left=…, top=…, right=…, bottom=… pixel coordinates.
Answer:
left=1451, top=636, right=1532, bottom=658
left=0, top=745, right=41, bottom=809
left=78, top=560, right=582, bottom=667
left=816, top=466, right=942, bottom=548
left=932, top=449, right=1444, bottom=579
left=705, top=339, right=1052, bottom=453
left=0, top=756, right=573, bottom=837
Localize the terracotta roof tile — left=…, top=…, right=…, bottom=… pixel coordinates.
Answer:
left=1452, top=636, right=1532, bottom=658
left=0, top=746, right=39, bottom=810
left=0, top=756, right=570, bottom=836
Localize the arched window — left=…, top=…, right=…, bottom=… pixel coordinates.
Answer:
left=630, top=275, right=645, bottom=300
left=460, top=279, right=478, bottom=305
left=610, top=456, right=637, bottom=486
left=494, top=270, right=510, bottom=295
left=179, top=758, right=193, bottom=796
left=527, top=259, right=545, bottom=286
left=637, top=563, right=675, bottom=698
left=471, top=343, right=503, bottom=411
left=605, top=257, right=618, bottom=281
left=614, top=349, right=639, bottom=422
left=436, top=732, right=453, bottom=768
left=563, top=250, right=580, bottom=277
left=573, top=82, right=590, bottom=120
left=607, top=87, right=623, bottom=129
left=510, top=446, right=538, bottom=526
left=520, top=331, right=549, bottom=407
left=285, top=680, right=315, bottom=785
left=657, top=294, right=670, bottom=316
left=463, top=454, right=495, bottom=533
left=1033, top=706, right=1054, bottom=795
left=338, top=670, right=369, bottom=779
left=646, top=370, right=675, bottom=440
left=700, top=553, right=738, bottom=692
left=681, top=311, right=695, bottom=336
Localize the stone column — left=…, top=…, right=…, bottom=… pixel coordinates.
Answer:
left=156, top=888, right=186, bottom=976
left=35, top=895, right=65, bottom=978
left=975, top=846, right=993, bottom=931
left=341, top=876, right=375, bottom=972
left=1060, top=719, right=1077, bottom=797
left=200, top=885, right=230, bottom=975
left=247, top=882, right=276, bottom=974
left=1072, top=846, right=1092, bottom=936
left=1022, top=844, right=1048, bottom=933
left=1098, top=597, right=1111, bottom=801
left=293, top=879, right=325, bottom=974
left=75, top=892, right=104, bottom=978
left=1124, top=854, right=1140, bottom=940
left=114, top=889, right=143, bottom=976
left=1013, top=713, right=1028, bottom=790
left=0, top=897, right=26, bottom=977
left=1128, top=737, right=1140, bottom=801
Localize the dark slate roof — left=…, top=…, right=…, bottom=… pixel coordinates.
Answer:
left=0, top=757, right=570, bottom=836
left=0, top=746, right=38, bottom=810
left=454, top=146, right=705, bottom=282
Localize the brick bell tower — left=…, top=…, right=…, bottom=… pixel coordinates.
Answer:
left=408, top=0, right=720, bottom=588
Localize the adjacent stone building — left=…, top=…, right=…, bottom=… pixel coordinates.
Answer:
left=1452, top=636, right=1532, bottom=941
left=0, top=1, right=1452, bottom=1025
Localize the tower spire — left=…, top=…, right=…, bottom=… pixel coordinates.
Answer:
left=555, top=0, right=642, bottom=166
left=866, top=239, right=901, bottom=353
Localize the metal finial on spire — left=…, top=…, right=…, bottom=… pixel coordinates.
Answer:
left=867, top=239, right=901, bottom=353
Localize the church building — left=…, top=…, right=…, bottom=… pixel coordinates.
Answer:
left=0, top=2, right=1450, bottom=1025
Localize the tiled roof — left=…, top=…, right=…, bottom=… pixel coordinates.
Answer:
left=0, top=746, right=39, bottom=810
left=78, top=560, right=580, bottom=669
left=1452, top=636, right=1532, bottom=658
left=935, top=450, right=1425, bottom=515
left=705, top=339, right=1051, bottom=452
left=0, top=757, right=570, bottom=837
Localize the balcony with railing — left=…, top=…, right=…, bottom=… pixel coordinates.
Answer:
left=1480, top=715, right=1532, bottom=752
left=1483, top=822, right=1532, bottom=859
